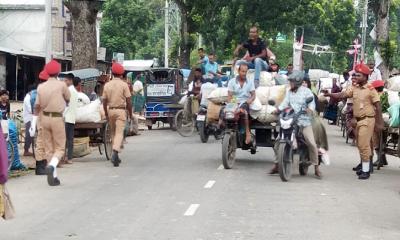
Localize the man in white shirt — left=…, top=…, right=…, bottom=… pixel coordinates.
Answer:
left=63, top=75, right=80, bottom=164
left=22, top=84, right=36, bottom=156
left=368, top=60, right=382, bottom=82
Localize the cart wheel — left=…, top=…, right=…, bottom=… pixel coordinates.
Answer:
left=222, top=132, right=236, bottom=169
left=104, top=123, right=113, bottom=161
left=175, top=109, right=195, bottom=137
left=7, top=140, right=14, bottom=171
left=277, top=142, right=293, bottom=182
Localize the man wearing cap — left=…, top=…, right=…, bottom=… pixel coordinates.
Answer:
left=31, top=60, right=70, bottom=186
left=102, top=63, right=132, bottom=167
left=325, top=64, right=384, bottom=180
left=30, top=70, right=50, bottom=175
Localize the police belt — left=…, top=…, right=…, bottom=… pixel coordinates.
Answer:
left=43, top=111, right=63, bottom=117
left=109, top=107, right=126, bottom=110
left=356, top=116, right=374, bottom=122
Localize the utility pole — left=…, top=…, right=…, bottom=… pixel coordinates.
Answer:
left=360, top=0, right=368, bottom=62
left=45, top=0, right=52, bottom=63
left=164, top=0, right=169, bottom=68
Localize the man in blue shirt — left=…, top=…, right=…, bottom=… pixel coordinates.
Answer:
left=204, top=53, right=229, bottom=87
left=224, top=64, right=256, bottom=144
left=197, top=48, right=209, bottom=75
left=269, top=71, right=322, bottom=178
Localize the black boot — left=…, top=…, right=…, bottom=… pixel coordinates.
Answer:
left=358, top=171, right=370, bottom=180
left=352, top=163, right=362, bottom=171
left=369, top=157, right=374, bottom=174
left=35, top=160, right=47, bottom=175
left=111, top=151, right=120, bottom=167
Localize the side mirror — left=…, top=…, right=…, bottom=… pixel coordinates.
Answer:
left=306, top=96, right=314, bottom=104
left=268, top=99, right=276, bottom=106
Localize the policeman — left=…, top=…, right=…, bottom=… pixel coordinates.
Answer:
left=102, top=63, right=132, bottom=167
left=30, top=70, right=50, bottom=175
left=325, top=64, right=384, bottom=180
left=31, top=60, right=70, bottom=186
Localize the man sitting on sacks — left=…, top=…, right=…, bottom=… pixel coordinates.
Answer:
left=219, top=63, right=256, bottom=145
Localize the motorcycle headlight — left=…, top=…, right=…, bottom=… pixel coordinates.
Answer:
left=280, top=119, right=293, bottom=129
left=225, top=111, right=235, bottom=120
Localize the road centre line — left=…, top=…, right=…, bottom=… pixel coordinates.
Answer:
left=204, top=180, right=216, bottom=189
left=184, top=204, right=200, bottom=216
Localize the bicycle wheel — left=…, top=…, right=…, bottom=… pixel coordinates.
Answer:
left=7, top=140, right=14, bottom=171
left=175, top=110, right=195, bottom=137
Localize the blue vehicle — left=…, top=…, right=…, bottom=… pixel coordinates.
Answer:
left=144, top=68, right=186, bottom=130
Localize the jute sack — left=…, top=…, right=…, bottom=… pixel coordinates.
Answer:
left=1, top=184, right=15, bottom=220
left=207, top=102, right=222, bottom=122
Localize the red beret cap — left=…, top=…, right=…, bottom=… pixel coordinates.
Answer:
left=112, top=63, right=125, bottom=75
left=371, top=80, right=384, bottom=88
left=44, top=60, right=61, bottom=75
left=355, top=64, right=370, bottom=76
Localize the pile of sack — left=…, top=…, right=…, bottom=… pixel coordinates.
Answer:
left=383, top=76, right=400, bottom=127
left=249, top=85, right=287, bottom=123
left=75, top=92, right=102, bottom=123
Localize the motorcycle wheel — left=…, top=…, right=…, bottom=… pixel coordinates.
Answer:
left=277, top=142, right=293, bottom=182
left=198, top=121, right=209, bottom=143
left=222, top=132, right=236, bottom=169
left=299, top=152, right=310, bottom=176
left=175, top=109, right=195, bottom=137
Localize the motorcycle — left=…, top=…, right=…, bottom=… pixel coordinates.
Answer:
left=276, top=96, right=321, bottom=182
left=221, top=103, right=257, bottom=169
left=196, top=105, right=223, bottom=143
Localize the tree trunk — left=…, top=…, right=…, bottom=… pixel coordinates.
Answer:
left=65, top=1, right=99, bottom=70
left=375, top=0, right=390, bottom=80
left=179, top=9, right=191, bottom=68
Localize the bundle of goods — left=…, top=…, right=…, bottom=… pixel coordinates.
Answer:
left=73, top=136, right=91, bottom=158
left=387, top=75, right=400, bottom=92
left=246, top=70, right=275, bottom=87
left=77, top=92, right=91, bottom=108
left=75, top=99, right=102, bottom=123
left=308, top=69, right=330, bottom=82
left=250, top=85, right=287, bottom=123
left=206, top=87, right=228, bottom=122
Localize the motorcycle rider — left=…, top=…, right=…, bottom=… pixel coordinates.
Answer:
left=220, top=63, right=255, bottom=144
left=269, top=71, right=322, bottom=178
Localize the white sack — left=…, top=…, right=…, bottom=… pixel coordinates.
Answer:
left=250, top=97, right=262, bottom=111
left=76, top=99, right=101, bottom=123
left=268, top=85, right=287, bottom=106
left=200, top=82, right=217, bottom=106
left=388, top=90, right=400, bottom=106
left=77, top=92, right=91, bottom=107
left=179, top=95, right=188, bottom=105
left=256, top=87, right=270, bottom=105
left=257, top=105, right=278, bottom=123
left=387, top=76, right=400, bottom=92
left=208, top=88, right=229, bottom=104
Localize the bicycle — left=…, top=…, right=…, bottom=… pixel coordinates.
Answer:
left=175, top=96, right=198, bottom=137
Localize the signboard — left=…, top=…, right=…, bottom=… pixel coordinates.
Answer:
left=97, top=47, right=106, bottom=61
left=147, top=84, right=175, bottom=97
left=112, top=52, right=124, bottom=64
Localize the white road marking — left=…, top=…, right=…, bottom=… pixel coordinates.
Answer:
left=217, top=165, right=224, bottom=170
left=204, top=180, right=216, bottom=189
left=184, top=204, right=200, bottom=216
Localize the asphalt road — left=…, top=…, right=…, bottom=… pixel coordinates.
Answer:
left=1, top=124, right=400, bottom=240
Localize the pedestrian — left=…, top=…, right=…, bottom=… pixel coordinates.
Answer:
left=32, top=70, right=50, bottom=175
left=22, top=84, right=36, bottom=156
left=197, top=48, right=209, bottom=74
left=234, top=26, right=269, bottom=88
left=325, top=78, right=341, bottom=125
left=0, top=90, right=10, bottom=120
left=368, top=60, right=382, bottom=82
left=324, top=64, right=384, bottom=180
left=0, top=121, right=9, bottom=217
left=63, top=75, right=80, bottom=165
left=203, top=53, right=229, bottom=87
left=30, top=60, right=70, bottom=186
left=102, top=63, right=132, bottom=167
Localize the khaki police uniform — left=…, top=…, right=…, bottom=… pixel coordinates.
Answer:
left=34, top=112, right=47, bottom=161
left=36, top=77, right=70, bottom=160
left=102, top=77, right=131, bottom=152
left=344, top=84, right=380, bottom=161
